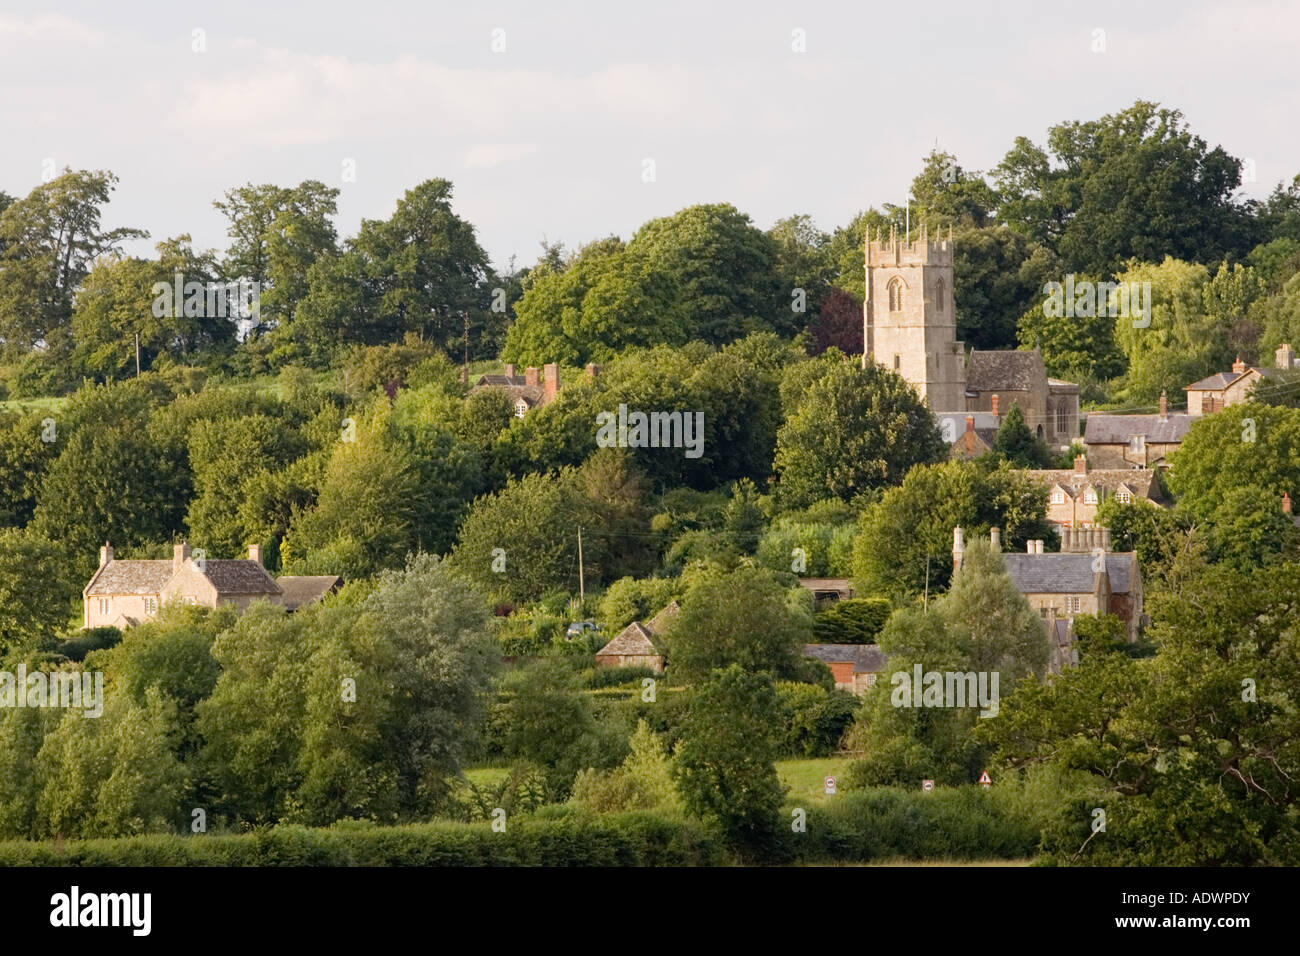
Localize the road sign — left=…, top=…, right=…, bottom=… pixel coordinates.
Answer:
left=824, top=776, right=837, bottom=795
left=922, top=779, right=934, bottom=792
left=978, top=771, right=992, bottom=787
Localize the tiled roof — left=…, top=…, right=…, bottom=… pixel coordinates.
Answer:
left=275, top=575, right=341, bottom=610
left=203, top=560, right=281, bottom=595
left=802, top=643, right=888, bottom=674
left=85, top=560, right=172, bottom=596
left=475, top=373, right=527, bottom=388
left=596, top=622, right=662, bottom=658
left=966, top=349, right=1046, bottom=392
left=1003, top=552, right=1136, bottom=595
left=1084, top=413, right=1193, bottom=445
left=1022, top=468, right=1160, bottom=500
left=644, top=600, right=680, bottom=636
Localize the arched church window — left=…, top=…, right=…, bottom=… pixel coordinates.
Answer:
left=935, top=278, right=945, bottom=312
left=888, top=277, right=903, bottom=312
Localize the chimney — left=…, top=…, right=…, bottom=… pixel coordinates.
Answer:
left=1158, top=391, right=1168, bottom=422
left=249, top=544, right=263, bottom=566
left=965, top=415, right=975, bottom=436
left=525, top=366, right=539, bottom=386
left=1062, top=527, right=1072, bottom=552
left=1073, top=453, right=1087, bottom=476
left=1100, top=527, right=1111, bottom=552
left=543, top=362, right=559, bottom=405
left=99, top=541, right=114, bottom=567
left=585, top=363, right=601, bottom=379
left=1232, top=356, right=1246, bottom=374
left=1284, top=492, right=1293, bottom=516
left=1277, top=344, right=1294, bottom=371
left=1026, top=539, right=1034, bottom=554
left=990, top=527, right=1001, bottom=552
left=952, top=526, right=965, bottom=571
left=174, top=541, right=190, bottom=573
left=504, top=363, right=516, bottom=379
left=991, top=394, right=1000, bottom=417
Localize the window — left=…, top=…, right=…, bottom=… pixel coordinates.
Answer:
left=934, top=277, right=945, bottom=312
left=1116, top=488, right=1131, bottom=504
left=1084, top=488, right=1098, bottom=505
left=1050, top=489, right=1065, bottom=505
left=893, top=354, right=901, bottom=370
left=514, top=400, right=527, bottom=419
left=98, top=597, right=110, bottom=615
left=144, top=596, right=157, bottom=615
left=1066, top=596, right=1081, bottom=614
left=1128, top=434, right=1145, bottom=454
left=1056, top=401, right=1071, bottom=435
left=887, top=277, right=904, bottom=312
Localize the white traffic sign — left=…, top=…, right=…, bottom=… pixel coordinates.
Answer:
left=824, top=776, right=837, bottom=795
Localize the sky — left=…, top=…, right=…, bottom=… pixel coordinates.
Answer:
left=1, top=0, right=1296, bottom=273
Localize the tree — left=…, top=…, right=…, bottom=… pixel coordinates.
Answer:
left=0, top=169, right=145, bottom=360
left=673, top=665, right=787, bottom=854
left=500, top=659, right=601, bottom=797
left=0, top=529, right=81, bottom=659
left=662, top=564, right=810, bottom=683
left=774, top=353, right=947, bottom=508
left=768, top=213, right=833, bottom=316
left=804, top=288, right=863, bottom=355
left=991, top=402, right=1051, bottom=467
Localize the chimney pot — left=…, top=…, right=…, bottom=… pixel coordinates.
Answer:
left=1074, top=453, right=1087, bottom=476
left=249, top=544, right=263, bottom=566
left=1232, top=356, right=1246, bottom=374
left=991, top=394, right=1000, bottom=417
left=173, top=542, right=190, bottom=573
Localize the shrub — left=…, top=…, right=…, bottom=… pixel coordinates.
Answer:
left=812, top=598, right=890, bottom=644
left=774, top=681, right=858, bottom=756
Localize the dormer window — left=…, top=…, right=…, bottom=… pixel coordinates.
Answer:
left=1116, top=488, right=1131, bottom=504
left=1084, top=488, right=1098, bottom=505
left=888, top=277, right=904, bottom=312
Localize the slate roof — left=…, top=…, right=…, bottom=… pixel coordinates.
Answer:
left=1022, top=468, right=1161, bottom=501
left=84, top=560, right=173, bottom=596
left=471, top=375, right=545, bottom=410
left=802, top=643, right=888, bottom=674
left=1084, top=413, right=1193, bottom=445
left=1003, top=552, right=1136, bottom=595
left=475, top=373, right=527, bottom=388
left=202, top=560, right=281, bottom=595
left=966, top=349, right=1046, bottom=392
left=596, top=622, right=662, bottom=658
left=275, top=575, right=341, bottom=610
left=644, top=600, right=680, bottom=636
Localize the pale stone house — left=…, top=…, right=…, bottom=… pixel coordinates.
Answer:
left=83, top=542, right=336, bottom=629
left=1083, top=393, right=1192, bottom=470
left=1020, top=455, right=1162, bottom=529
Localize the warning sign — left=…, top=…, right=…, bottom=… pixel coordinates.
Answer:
left=922, top=779, right=934, bottom=792
left=978, top=771, right=992, bottom=787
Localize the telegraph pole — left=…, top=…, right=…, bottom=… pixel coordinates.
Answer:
left=135, top=332, right=141, bottom=376
left=577, top=525, right=585, bottom=605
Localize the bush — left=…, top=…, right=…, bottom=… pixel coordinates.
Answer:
left=812, top=598, right=890, bottom=644
left=586, top=665, right=656, bottom=689
left=775, top=681, right=858, bottom=756
left=0, top=811, right=724, bottom=866
left=53, top=626, right=122, bottom=662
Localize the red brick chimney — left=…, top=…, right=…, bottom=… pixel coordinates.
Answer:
left=543, top=363, right=559, bottom=404
left=585, top=363, right=601, bottom=379
left=525, top=366, right=539, bottom=386
left=1158, top=391, right=1168, bottom=421
left=1284, top=492, right=1292, bottom=516
left=1074, top=453, right=1087, bottom=476
left=991, top=394, right=1000, bottom=417
left=1232, top=356, right=1246, bottom=374
left=964, top=415, right=975, bottom=436
left=173, top=542, right=190, bottom=573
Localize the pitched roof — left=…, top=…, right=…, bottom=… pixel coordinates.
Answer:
left=596, top=622, right=662, bottom=658
left=1021, top=468, right=1160, bottom=500
left=1084, top=413, right=1193, bottom=445
left=475, top=373, right=527, bottom=388
left=802, top=643, right=888, bottom=674
left=966, top=349, right=1046, bottom=392
left=1002, top=552, right=1137, bottom=595
left=644, top=600, right=680, bottom=636
left=1185, top=366, right=1279, bottom=391
left=85, top=560, right=173, bottom=596
left=275, top=575, right=341, bottom=610
left=202, top=560, right=281, bottom=595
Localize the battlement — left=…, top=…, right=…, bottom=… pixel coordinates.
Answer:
left=866, top=225, right=953, bottom=268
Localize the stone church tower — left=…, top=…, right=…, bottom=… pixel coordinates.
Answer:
left=862, top=226, right=966, bottom=411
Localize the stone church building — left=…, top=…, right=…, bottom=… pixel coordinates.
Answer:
left=862, top=228, right=1079, bottom=448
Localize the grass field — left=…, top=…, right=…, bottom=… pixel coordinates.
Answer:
left=776, top=756, right=853, bottom=803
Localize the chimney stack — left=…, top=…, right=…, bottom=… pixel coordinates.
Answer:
left=504, top=363, right=516, bottom=379
left=991, top=394, right=1000, bottom=417
left=543, top=363, right=559, bottom=405
left=1062, top=527, right=1072, bottom=552
left=990, top=527, right=1001, bottom=552
left=1277, top=344, right=1294, bottom=371
left=174, top=542, right=190, bottom=573
left=1074, top=453, right=1087, bottom=476
left=1100, top=527, right=1111, bottom=552
left=965, top=415, right=975, bottom=436
left=249, top=544, right=263, bottom=566
left=952, top=526, right=965, bottom=571
left=1284, top=492, right=1293, bottom=516
left=585, top=363, right=601, bottom=379
left=1232, top=356, right=1246, bottom=374
left=1026, top=539, right=1034, bottom=554
left=1158, top=391, right=1168, bottom=421
left=525, top=366, right=539, bottom=386
left=99, top=542, right=114, bottom=567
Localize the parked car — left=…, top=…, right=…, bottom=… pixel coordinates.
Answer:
left=565, top=621, right=602, bottom=640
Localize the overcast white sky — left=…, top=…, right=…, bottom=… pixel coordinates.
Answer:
left=1, top=1, right=1296, bottom=273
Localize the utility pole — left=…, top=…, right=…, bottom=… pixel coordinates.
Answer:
left=135, top=332, right=141, bottom=376
left=577, top=525, right=585, bottom=605
left=923, top=555, right=930, bottom=613
left=463, top=311, right=470, bottom=384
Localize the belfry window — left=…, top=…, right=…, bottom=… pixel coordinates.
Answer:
left=888, top=278, right=903, bottom=312
left=934, top=278, right=945, bottom=312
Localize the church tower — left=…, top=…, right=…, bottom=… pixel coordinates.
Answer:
left=862, top=226, right=966, bottom=411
